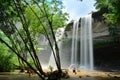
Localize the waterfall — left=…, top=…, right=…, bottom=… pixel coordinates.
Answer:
left=80, top=14, right=93, bottom=70
left=48, top=28, right=65, bottom=69
left=70, top=20, right=79, bottom=68
left=70, top=14, right=94, bottom=70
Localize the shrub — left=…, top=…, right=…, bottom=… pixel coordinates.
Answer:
left=48, top=65, right=54, bottom=72
left=0, top=43, right=16, bottom=72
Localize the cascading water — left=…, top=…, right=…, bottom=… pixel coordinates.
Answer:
left=48, top=28, right=65, bottom=69
left=70, top=14, right=94, bottom=70
left=80, top=14, right=93, bottom=70
left=70, top=20, right=79, bottom=68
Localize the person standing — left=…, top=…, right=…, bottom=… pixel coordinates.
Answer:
left=72, top=67, right=77, bottom=74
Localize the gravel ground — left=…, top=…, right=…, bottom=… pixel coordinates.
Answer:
left=0, top=70, right=120, bottom=80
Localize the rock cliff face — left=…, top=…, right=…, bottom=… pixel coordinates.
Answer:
left=63, top=12, right=120, bottom=71
left=58, top=12, right=120, bottom=70
left=56, top=13, right=109, bottom=69
left=92, top=20, right=109, bottom=38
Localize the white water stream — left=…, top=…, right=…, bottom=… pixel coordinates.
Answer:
left=80, top=14, right=93, bottom=70
left=71, top=14, right=94, bottom=70
left=48, top=28, right=65, bottom=69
